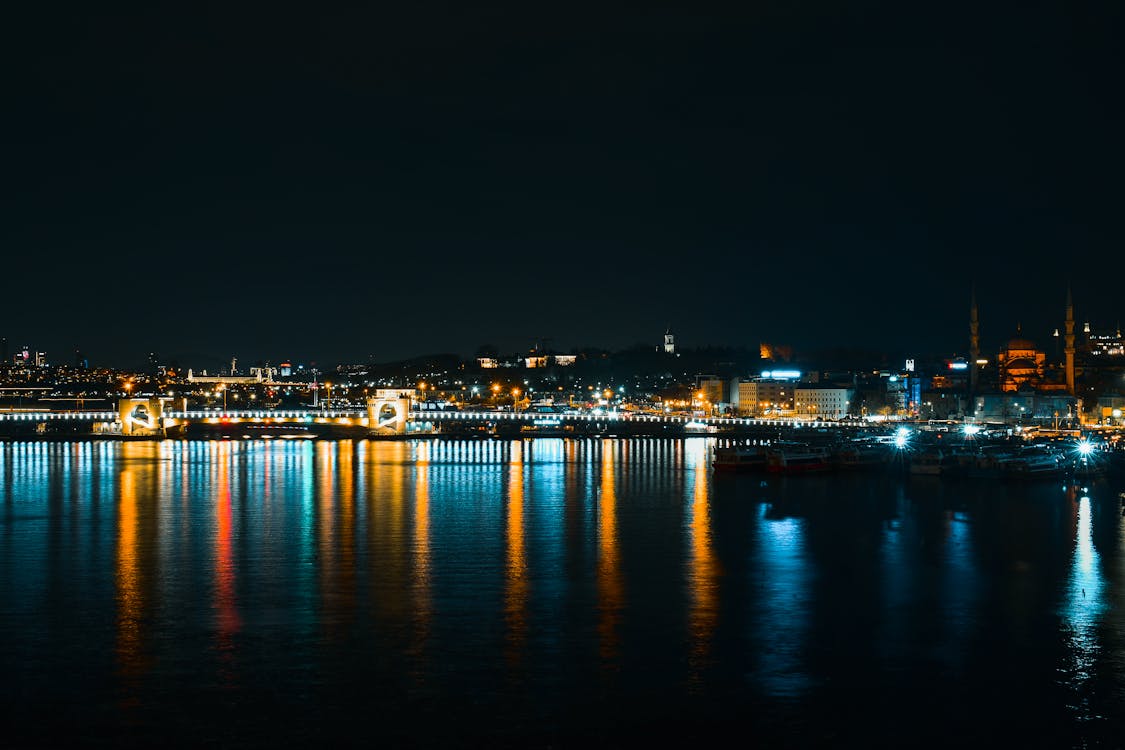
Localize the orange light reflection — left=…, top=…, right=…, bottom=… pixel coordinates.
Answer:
left=597, top=440, right=623, bottom=669
left=505, top=441, right=529, bottom=669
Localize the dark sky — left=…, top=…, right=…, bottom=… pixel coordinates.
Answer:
left=6, top=1, right=1123, bottom=369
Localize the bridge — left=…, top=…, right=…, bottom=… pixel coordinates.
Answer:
left=0, top=403, right=887, bottom=439
left=0, top=384, right=899, bottom=438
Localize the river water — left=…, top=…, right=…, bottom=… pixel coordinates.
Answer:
left=2, top=437, right=1125, bottom=748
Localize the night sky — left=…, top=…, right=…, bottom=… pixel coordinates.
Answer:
left=7, top=2, right=1123, bottom=369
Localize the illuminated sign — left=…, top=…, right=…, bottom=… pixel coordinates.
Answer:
left=949, top=362, right=968, bottom=371
left=905, top=359, right=915, bottom=372
left=761, top=370, right=801, bottom=380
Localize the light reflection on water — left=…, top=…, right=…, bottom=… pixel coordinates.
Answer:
left=751, top=500, right=813, bottom=698
left=684, top=438, right=718, bottom=692
left=1, top=438, right=1125, bottom=746
left=1060, top=494, right=1107, bottom=717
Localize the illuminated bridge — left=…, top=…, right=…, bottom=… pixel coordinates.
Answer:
left=0, top=405, right=885, bottom=439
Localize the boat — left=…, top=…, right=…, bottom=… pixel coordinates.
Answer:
left=1001, top=444, right=1066, bottom=479
left=834, top=441, right=890, bottom=470
left=965, top=445, right=1019, bottom=479
left=908, top=448, right=946, bottom=476
left=1071, top=453, right=1107, bottom=480
left=937, top=445, right=979, bottom=478
left=712, top=445, right=769, bottom=472
left=766, top=443, right=834, bottom=474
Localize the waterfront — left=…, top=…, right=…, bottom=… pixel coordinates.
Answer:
left=4, top=437, right=1125, bottom=748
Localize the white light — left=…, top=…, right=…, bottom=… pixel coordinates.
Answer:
left=1077, top=440, right=1094, bottom=457
left=761, top=369, right=801, bottom=380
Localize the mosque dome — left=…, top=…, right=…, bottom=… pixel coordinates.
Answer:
left=1005, top=337, right=1037, bottom=351
left=1004, top=325, right=1037, bottom=352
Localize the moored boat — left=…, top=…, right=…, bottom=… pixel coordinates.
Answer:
left=712, top=445, right=769, bottom=472
left=1002, top=444, right=1066, bottom=479
left=965, top=445, right=1018, bottom=479
left=834, top=441, right=890, bottom=470
left=908, top=448, right=946, bottom=476
left=766, top=443, right=833, bottom=474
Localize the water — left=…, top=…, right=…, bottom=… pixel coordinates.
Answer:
left=2, top=437, right=1125, bottom=748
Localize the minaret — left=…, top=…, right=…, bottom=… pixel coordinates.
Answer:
left=969, top=287, right=980, bottom=398
left=1064, top=286, right=1076, bottom=396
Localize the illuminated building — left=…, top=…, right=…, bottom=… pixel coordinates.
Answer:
left=1086, top=326, right=1124, bottom=357
left=997, top=328, right=1047, bottom=392
left=736, top=379, right=791, bottom=417
left=792, top=385, right=853, bottom=419
left=696, top=376, right=726, bottom=412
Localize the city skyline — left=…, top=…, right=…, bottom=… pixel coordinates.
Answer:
left=2, top=280, right=1121, bottom=371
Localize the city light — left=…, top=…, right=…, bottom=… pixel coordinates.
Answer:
left=894, top=426, right=910, bottom=449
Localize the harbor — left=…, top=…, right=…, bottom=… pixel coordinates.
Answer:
left=712, top=425, right=1125, bottom=482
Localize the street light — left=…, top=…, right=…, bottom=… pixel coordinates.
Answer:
left=216, top=384, right=227, bottom=411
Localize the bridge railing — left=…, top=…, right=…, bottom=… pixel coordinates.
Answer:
left=0, top=407, right=887, bottom=431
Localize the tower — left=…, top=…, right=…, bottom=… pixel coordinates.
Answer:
left=663, top=326, right=675, bottom=355
left=969, top=288, right=980, bottom=398
left=1064, top=286, right=1076, bottom=396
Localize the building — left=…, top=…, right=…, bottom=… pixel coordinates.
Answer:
left=996, top=329, right=1048, bottom=392
left=736, top=379, right=792, bottom=416
left=663, top=327, right=675, bottom=354
left=696, top=376, right=727, bottom=413
left=186, top=369, right=264, bottom=385
left=1087, top=325, right=1124, bottom=357
left=972, top=392, right=1077, bottom=426
left=793, top=385, right=853, bottom=419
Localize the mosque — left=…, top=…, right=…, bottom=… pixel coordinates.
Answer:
left=964, top=288, right=1125, bottom=425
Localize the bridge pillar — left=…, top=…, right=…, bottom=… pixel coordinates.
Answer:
left=118, top=398, right=167, bottom=437
left=367, top=388, right=415, bottom=435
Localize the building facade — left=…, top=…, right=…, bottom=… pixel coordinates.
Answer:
left=793, top=386, right=853, bottom=419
